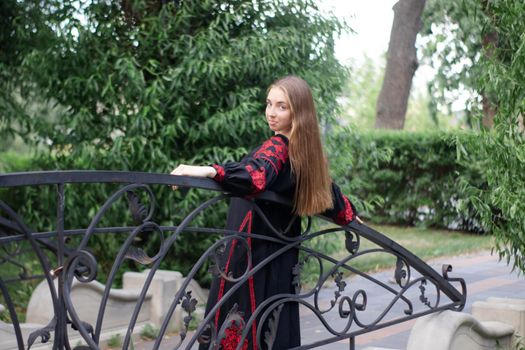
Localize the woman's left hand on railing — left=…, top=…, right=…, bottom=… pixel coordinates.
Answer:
left=170, top=164, right=217, bottom=190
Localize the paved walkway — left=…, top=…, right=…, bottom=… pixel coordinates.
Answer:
left=139, top=250, right=524, bottom=349
left=299, top=250, right=524, bottom=350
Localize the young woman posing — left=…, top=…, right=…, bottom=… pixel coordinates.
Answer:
left=171, top=76, right=360, bottom=349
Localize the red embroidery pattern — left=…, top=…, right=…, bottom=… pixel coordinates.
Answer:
left=245, top=164, right=266, bottom=194
left=214, top=239, right=238, bottom=327
left=215, top=212, right=252, bottom=327
left=213, top=164, right=225, bottom=182
left=245, top=216, right=258, bottom=350
left=221, top=321, right=249, bottom=350
left=215, top=211, right=258, bottom=350
left=335, top=195, right=354, bottom=225
left=254, top=136, right=288, bottom=174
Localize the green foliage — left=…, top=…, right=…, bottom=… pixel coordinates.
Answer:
left=0, top=0, right=59, bottom=145
left=340, top=55, right=456, bottom=131
left=419, top=0, right=486, bottom=123
left=406, top=0, right=525, bottom=272
left=107, top=334, right=122, bottom=348
left=328, top=129, right=486, bottom=232
left=139, top=323, right=159, bottom=341
left=0, top=152, right=33, bottom=172
left=466, top=0, right=525, bottom=273
left=0, top=0, right=347, bottom=286
left=12, top=0, right=346, bottom=171
left=340, top=56, right=384, bottom=129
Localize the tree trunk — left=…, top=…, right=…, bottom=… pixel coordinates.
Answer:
left=482, top=94, right=496, bottom=128
left=481, top=30, right=498, bottom=129
left=375, top=0, right=426, bottom=129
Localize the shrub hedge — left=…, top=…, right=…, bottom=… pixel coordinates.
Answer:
left=0, top=129, right=487, bottom=293
left=2, top=130, right=487, bottom=235
left=328, top=129, right=486, bottom=233
left=0, top=153, right=224, bottom=287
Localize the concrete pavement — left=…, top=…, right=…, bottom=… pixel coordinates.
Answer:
left=299, top=250, right=524, bottom=350
left=136, top=250, right=524, bottom=349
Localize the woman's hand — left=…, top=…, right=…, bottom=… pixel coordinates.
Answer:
left=170, top=164, right=217, bottom=190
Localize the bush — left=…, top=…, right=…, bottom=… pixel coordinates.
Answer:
left=0, top=152, right=33, bottom=172
left=328, top=129, right=486, bottom=232
left=107, top=334, right=122, bottom=348
left=0, top=128, right=488, bottom=298
left=0, top=0, right=348, bottom=288
left=139, top=323, right=159, bottom=341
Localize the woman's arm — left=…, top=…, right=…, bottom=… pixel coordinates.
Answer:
left=171, top=164, right=217, bottom=178
left=323, top=183, right=363, bottom=225
left=171, top=135, right=287, bottom=196
left=170, top=164, right=217, bottom=189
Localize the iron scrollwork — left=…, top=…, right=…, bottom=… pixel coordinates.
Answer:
left=0, top=171, right=466, bottom=350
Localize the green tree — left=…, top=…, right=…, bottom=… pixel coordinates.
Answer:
left=1, top=0, right=348, bottom=283
left=419, top=0, right=497, bottom=128
left=11, top=0, right=346, bottom=171
left=478, top=1, right=525, bottom=272
left=0, top=0, right=59, bottom=151
left=340, top=56, right=452, bottom=131
left=421, top=0, right=525, bottom=271
left=461, top=1, right=525, bottom=272
left=341, top=56, right=384, bottom=130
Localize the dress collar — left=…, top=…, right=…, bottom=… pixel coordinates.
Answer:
left=274, top=133, right=289, bottom=145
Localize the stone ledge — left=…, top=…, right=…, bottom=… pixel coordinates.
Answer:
left=407, top=310, right=514, bottom=350
left=26, top=278, right=152, bottom=328
left=472, top=297, right=525, bottom=340
left=486, top=297, right=525, bottom=305
left=1, top=269, right=208, bottom=350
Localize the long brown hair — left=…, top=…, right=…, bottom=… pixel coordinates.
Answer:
left=269, top=76, right=333, bottom=216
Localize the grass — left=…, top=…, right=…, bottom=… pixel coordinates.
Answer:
left=348, top=224, right=493, bottom=271
left=139, top=323, right=160, bottom=341
left=106, top=334, right=122, bottom=348
left=0, top=241, right=52, bottom=323
left=300, top=223, right=494, bottom=285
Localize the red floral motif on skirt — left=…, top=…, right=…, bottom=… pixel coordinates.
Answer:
left=220, top=321, right=249, bottom=350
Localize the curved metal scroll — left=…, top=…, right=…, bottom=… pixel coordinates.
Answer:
left=0, top=171, right=466, bottom=350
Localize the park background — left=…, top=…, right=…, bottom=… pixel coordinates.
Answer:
left=1, top=0, right=524, bottom=335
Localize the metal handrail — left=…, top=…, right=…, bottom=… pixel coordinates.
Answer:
left=0, top=171, right=466, bottom=350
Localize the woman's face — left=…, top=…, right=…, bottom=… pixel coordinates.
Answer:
left=265, top=87, right=293, bottom=137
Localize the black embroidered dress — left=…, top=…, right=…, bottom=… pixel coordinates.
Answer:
left=200, top=134, right=355, bottom=350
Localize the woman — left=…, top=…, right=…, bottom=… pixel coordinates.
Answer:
left=171, top=76, right=359, bottom=349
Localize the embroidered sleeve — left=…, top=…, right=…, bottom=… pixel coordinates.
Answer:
left=253, top=136, right=288, bottom=174
left=212, top=164, right=225, bottom=182
left=211, top=135, right=289, bottom=196
left=323, top=183, right=357, bottom=225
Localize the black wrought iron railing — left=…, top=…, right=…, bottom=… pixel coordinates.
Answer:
left=0, top=171, right=466, bottom=350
